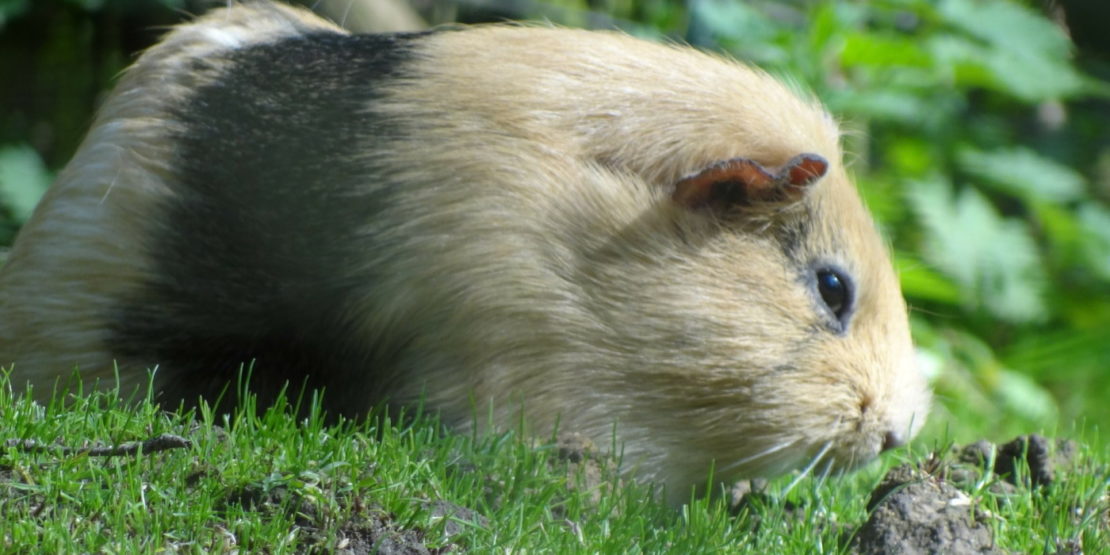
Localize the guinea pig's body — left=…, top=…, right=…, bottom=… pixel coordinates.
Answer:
left=0, top=2, right=930, bottom=502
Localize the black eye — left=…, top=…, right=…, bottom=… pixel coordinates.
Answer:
left=816, top=268, right=852, bottom=321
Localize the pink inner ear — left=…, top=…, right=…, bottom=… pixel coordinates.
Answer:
left=672, top=153, right=828, bottom=210
left=782, top=154, right=828, bottom=187
left=672, top=158, right=774, bottom=208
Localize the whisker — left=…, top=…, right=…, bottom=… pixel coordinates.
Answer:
left=340, top=0, right=355, bottom=28
left=782, top=440, right=832, bottom=496
left=719, top=437, right=800, bottom=473
left=815, top=452, right=837, bottom=487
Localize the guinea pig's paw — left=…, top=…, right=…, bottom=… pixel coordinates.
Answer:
left=672, top=153, right=828, bottom=210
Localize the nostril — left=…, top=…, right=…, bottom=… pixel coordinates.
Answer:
left=881, top=430, right=905, bottom=452
left=859, top=395, right=874, bottom=415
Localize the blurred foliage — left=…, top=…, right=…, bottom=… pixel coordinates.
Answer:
left=0, top=0, right=1107, bottom=443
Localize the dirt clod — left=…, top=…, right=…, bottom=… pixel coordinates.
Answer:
left=994, top=434, right=1076, bottom=487
left=331, top=513, right=436, bottom=555
left=425, top=499, right=487, bottom=540
left=855, top=464, right=1000, bottom=555
left=220, top=482, right=473, bottom=553
left=959, top=439, right=996, bottom=467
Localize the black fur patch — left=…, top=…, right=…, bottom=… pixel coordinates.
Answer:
left=109, top=31, right=428, bottom=416
left=774, top=211, right=810, bottom=263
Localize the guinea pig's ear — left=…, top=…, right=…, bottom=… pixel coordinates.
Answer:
left=672, top=153, right=828, bottom=211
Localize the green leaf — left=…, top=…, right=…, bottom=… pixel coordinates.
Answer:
left=1004, top=326, right=1110, bottom=381
left=907, top=176, right=1046, bottom=323
left=827, top=89, right=931, bottom=125
left=896, top=253, right=962, bottom=305
left=63, top=0, right=106, bottom=10
left=1078, top=203, right=1110, bottom=281
left=60, top=0, right=186, bottom=12
left=957, top=147, right=1086, bottom=203
left=691, top=0, right=778, bottom=43
left=840, top=32, right=931, bottom=68
left=805, top=2, right=843, bottom=55
left=978, top=48, right=1086, bottom=101
left=939, top=0, right=1071, bottom=60
left=691, top=0, right=789, bottom=64
left=1035, top=202, right=1084, bottom=263
left=0, top=144, right=52, bottom=223
left=0, top=0, right=28, bottom=29
left=935, top=0, right=1085, bottom=100
left=858, top=175, right=910, bottom=231
left=993, top=366, right=1059, bottom=426
left=927, top=35, right=1001, bottom=91
left=886, top=137, right=935, bottom=177
left=925, top=33, right=1083, bottom=101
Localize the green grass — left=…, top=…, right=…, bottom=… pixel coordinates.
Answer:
left=1, top=374, right=1106, bottom=553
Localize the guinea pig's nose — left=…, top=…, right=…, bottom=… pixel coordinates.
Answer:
left=881, top=430, right=905, bottom=452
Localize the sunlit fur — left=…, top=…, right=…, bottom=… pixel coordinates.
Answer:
left=0, top=2, right=930, bottom=505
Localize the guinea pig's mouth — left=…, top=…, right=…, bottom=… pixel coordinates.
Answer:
left=824, top=428, right=903, bottom=475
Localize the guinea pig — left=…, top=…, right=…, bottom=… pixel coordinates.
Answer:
left=0, top=1, right=931, bottom=503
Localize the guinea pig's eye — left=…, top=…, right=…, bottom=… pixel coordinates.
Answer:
left=816, top=267, right=852, bottom=322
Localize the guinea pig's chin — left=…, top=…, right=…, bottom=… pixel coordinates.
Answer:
left=827, top=445, right=882, bottom=474
left=822, top=433, right=889, bottom=474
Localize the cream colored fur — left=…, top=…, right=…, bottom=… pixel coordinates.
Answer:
left=0, top=2, right=930, bottom=504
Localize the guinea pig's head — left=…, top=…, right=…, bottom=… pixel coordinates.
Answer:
left=574, top=147, right=931, bottom=500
